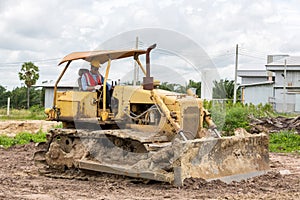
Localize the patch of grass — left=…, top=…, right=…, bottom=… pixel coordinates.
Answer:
left=269, top=131, right=300, bottom=153
left=53, top=123, right=63, bottom=128
left=0, top=107, right=46, bottom=120
left=223, top=105, right=250, bottom=135
left=0, top=131, right=46, bottom=148
left=0, top=135, right=15, bottom=148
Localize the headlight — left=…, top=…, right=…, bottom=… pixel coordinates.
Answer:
left=44, top=108, right=51, bottom=115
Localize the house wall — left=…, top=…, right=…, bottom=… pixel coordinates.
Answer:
left=274, top=71, right=300, bottom=87
left=273, top=88, right=296, bottom=113
left=288, top=71, right=300, bottom=87
left=242, top=77, right=267, bottom=84
left=296, top=94, right=300, bottom=112
left=271, top=69, right=300, bottom=113
left=44, top=88, right=54, bottom=108
left=243, top=84, right=273, bottom=105
left=44, top=87, right=78, bottom=108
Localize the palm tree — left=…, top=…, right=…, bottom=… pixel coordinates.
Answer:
left=187, top=80, right=201, bottom=96
left=212, top=79, right=241, bottom=100
left=158, top=82, right=173, bottom=91
left=18, top=62, right=39, bottom=109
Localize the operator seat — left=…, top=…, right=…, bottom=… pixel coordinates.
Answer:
left=78, top=68, right=89, bottom=91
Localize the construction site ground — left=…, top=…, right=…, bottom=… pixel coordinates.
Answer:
left=0, top=120, right=299, bottom=200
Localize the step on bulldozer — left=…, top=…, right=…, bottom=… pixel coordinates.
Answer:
left=34, top=44, right=269, bottom=186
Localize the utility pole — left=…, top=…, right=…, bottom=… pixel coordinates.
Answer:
left=133, top=36, right=139, bottom=86
left=233, top=44, right=238, bottom=104
left=283, top=59, right=287, bottom=112
left=7, top=97, right=10, bottom=116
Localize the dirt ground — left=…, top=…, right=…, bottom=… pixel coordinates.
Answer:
left=0, top=121, right=299, bottom=200
left=0, top=120, right=60, bottom=137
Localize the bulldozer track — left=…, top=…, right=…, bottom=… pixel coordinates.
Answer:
left=39, top=167, right=144, bottom=183
left=34, top=128, right=157, bottom=181
left=42, top=169, right=90, bottom=181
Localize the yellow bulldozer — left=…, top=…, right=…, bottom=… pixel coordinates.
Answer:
left=34, top=44, right=269, bottom=186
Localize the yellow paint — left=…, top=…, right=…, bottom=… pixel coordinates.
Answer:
left=55, top=91, right=97, bottom=119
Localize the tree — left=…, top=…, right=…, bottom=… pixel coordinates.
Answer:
left=18, top=62, right=39, bottom=109
left=0, top=85, right=10, bottom=108
left=212, top=79, right=241, bottom=100
left=158, top=81, right=202, bottom=95
left=187, top=80, right=201, bottom=97
left=158, top=82, right=172, bottom=91
left=0, top=85, right=43, bottom=109
left=158, top=82, right=186, bottom=93
left=10, top=86, right=27, bottom=109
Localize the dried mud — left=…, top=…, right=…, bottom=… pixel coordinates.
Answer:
left=0, top=143, right=299, bottom=200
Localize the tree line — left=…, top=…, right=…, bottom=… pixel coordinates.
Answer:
left=0, top=86, right=44, bottom=109
left=0, top=62, right=42, bottom=109
left=158, top=79, right=241, bottom=100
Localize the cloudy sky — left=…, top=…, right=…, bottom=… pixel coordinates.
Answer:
left=1, top=0, right=300, bottom=90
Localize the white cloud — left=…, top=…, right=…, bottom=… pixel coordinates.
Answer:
left=1, top=0, right=300, bottom=91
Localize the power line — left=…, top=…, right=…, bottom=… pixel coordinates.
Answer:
left=238, top=47, right=268, bottom=55
left=239, top=49, right=267, bottom=59
left=0, top=58, right=60, bottom=66
left=238, top=53, right=266, bottom=60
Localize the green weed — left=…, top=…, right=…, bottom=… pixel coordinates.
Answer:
left=222, top=105, right=250, bottom=135
left=269, top=131, right=300, bottom=153
left=0, top=131, right=46, bottom=148
left=0, top=135, right=15, bottom=148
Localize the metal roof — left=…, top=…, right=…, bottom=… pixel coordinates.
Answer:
left=58, top=49, right=147, bottom=66
left=240, top=81, right=274, bottom=87
left=266, top=56, right=300, bottom=71
left=237, top=70, right=274, bottom=77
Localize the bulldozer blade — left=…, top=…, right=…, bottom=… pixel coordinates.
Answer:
left=78, top=160, right=173, bottom=183
left=173, top=133, right=270, bottom=186
left=76, top=133, right=269, bottom=186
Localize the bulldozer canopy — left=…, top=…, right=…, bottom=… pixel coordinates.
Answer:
left=58, top=49, right=147, bottom=66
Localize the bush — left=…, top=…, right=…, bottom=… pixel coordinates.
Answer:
left=204, top=101, right=277, bottom=135
left=0, top=135, right=15, bottom=148
left=223, top=105, right=250, bottom=135
left=269, top=131, right=300, bottom=153
left=0, top=131, right=46, bottom=148
left=28, top=105, right=45, bottom=119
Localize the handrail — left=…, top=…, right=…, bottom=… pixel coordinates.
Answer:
left=53, top=61, right=71, bottom=107
left=101, top=58, right=111, bottom=121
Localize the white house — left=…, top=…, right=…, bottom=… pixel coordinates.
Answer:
left=265, top=56, right=300, bottom=112
left=35, top=83, right=79, bottom=108
left=238, top=55, right=300, bottom=113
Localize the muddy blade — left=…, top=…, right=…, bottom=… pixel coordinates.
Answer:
left=78, top=160, right=173, bottom=183
left=177, top=133, right=269, bottom=185
left=76, top=133, right=269, bottom=186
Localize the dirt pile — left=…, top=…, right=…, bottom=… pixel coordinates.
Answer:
left=0, top=120, right=61, bottom=137
left=250, top=116, right=300, bottom=134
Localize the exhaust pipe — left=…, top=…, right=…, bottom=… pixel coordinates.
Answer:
left=143, top=44, right=156, bottom=90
